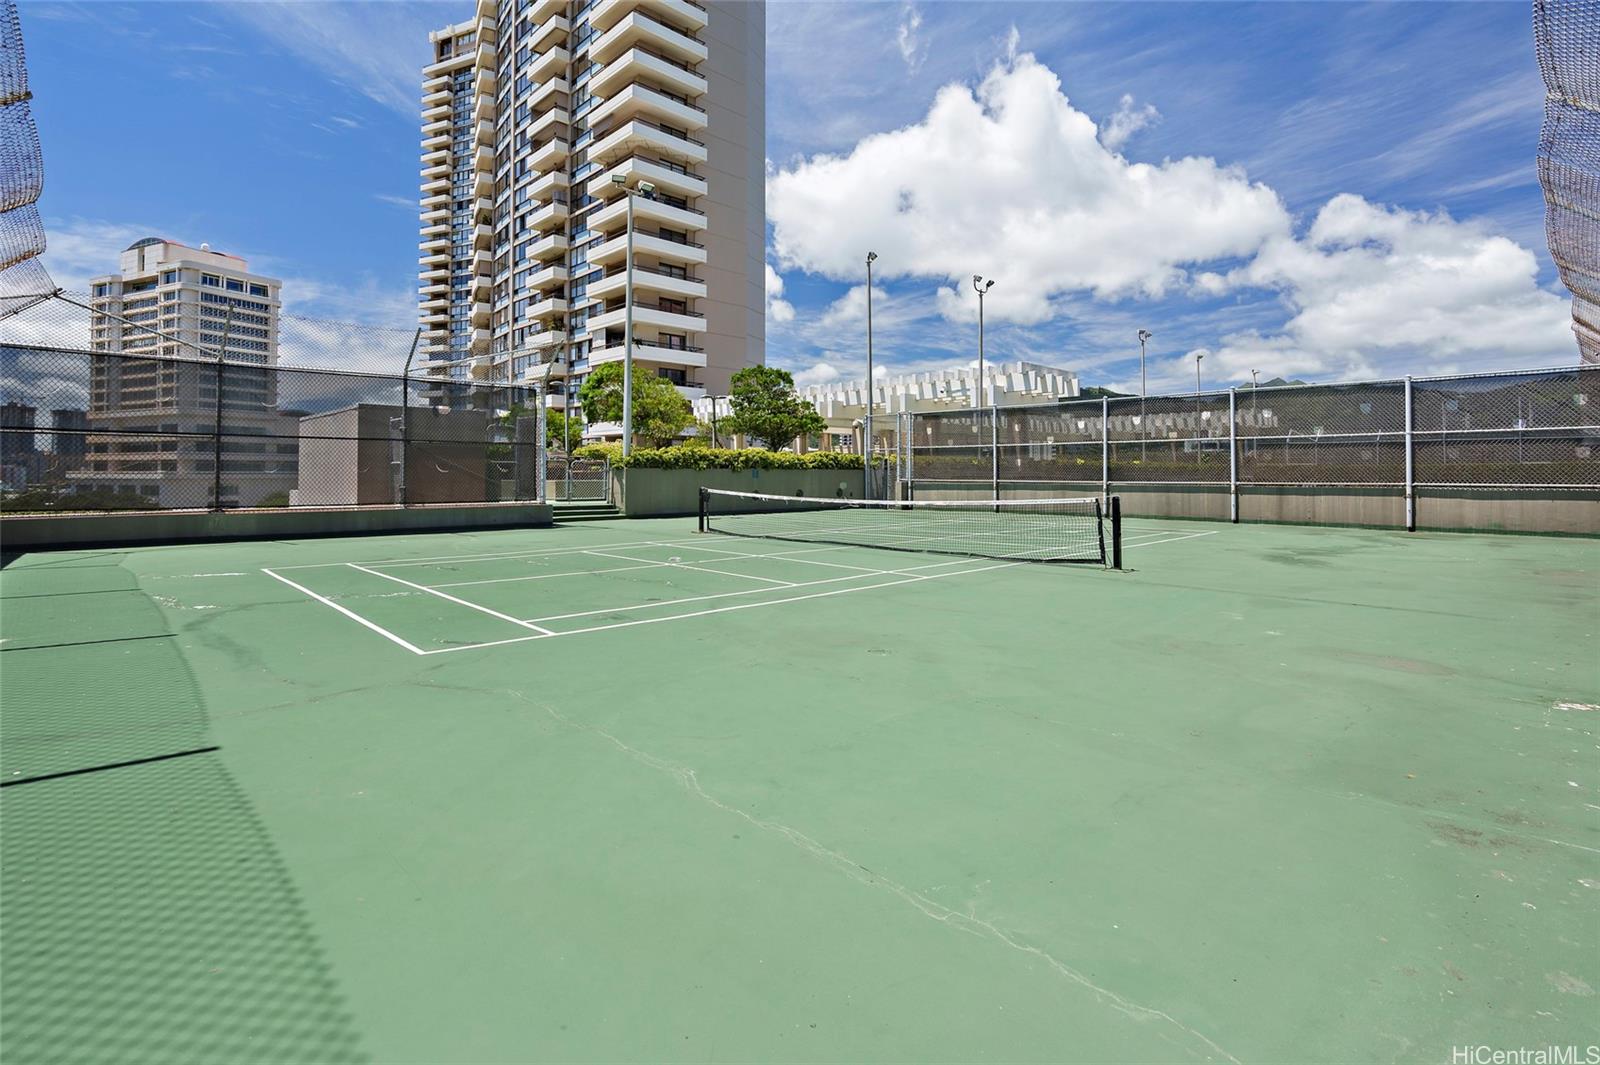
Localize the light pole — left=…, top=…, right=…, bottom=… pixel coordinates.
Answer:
left=611, top=173, right=655, bottom=457
left=1137, top=328, right=1152, bottom=460
left=1249, top=368, right=1259, bottom=422
left=1195, top=351, right=1205, bottom=464
left=972, top=275, right=994, bottom=406
left=707, top=394, right=727, bottom=447
left=865, top=251, right=877, bottom=495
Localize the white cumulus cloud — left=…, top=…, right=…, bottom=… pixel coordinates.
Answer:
left=765, top=263, right=796, bottom=323
left=1100, top=93, right=1160, bottom=152
left=768, top=51, right=1287, bottom=324
left=1187, top=195, right=1575, bottom=384
left=770, top=45, right=1575, bottom=385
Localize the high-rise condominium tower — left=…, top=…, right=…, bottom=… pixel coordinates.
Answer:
left=420, top=0, right=765, bottom=437
left=80, top=238, right=294, bottom=507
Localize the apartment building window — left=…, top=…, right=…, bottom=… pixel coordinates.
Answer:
left=659, top=298, right=687, bottom=314
left=657, top=367, right=687, bottom=386
left=659, top=333, right=687, bottom=350
left=160, top=271, right=178, bottom=285
left=201, top=274, right=221, bottom=287
left=225, top=278, right=245, bottom=292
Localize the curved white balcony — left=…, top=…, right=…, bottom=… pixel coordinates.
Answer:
left=589, top=194, right=705, bottom=234
left=588, top=156, right=706, bottom=200
left=588, top=230, right=706, bottom=266
left=587, top=341, right=707, bottom=369
left=527, top=46, right=570, bottom=84
left=590, top=118, right=705, bottom=166
left=588, top=303, right=705, bottom=334
left=588, top=82, right=706, bottom=133
left=590, top=45, right=707, bottom=100
left=591, top=11, right=706, bottom=67
left=585, top=267, right=705, bottom=302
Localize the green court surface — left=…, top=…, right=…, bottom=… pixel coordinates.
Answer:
left=1, top=515, right=1596, bottom=1063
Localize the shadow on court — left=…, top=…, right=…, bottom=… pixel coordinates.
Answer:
left=0, top=554, right=368, bottom=1064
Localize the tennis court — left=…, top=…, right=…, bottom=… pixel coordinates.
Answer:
left=1, top=506, right=1596, bottom=1063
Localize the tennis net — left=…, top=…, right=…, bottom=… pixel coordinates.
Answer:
left=699, top=489, right=1120, bottom=566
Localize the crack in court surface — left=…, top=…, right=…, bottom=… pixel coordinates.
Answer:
left=506, top=688, right=1241, bottom=1064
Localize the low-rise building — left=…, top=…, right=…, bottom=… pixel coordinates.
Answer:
left=692, top=361, right=1081, bottom=452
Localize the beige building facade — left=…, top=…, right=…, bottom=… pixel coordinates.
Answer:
left=80, top=238, right=294, bottom=507
left=420, top=0, right=765, bottom=440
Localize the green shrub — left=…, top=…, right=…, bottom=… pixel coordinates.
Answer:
left=567, top=444, right=863, bottom=471
left=572, top=443, right=623, bottom=463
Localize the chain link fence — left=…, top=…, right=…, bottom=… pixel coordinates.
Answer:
left=0, top=322, right=544, bottom=513
left=0, top=0, right=54, bottom=319
left=896, top=366, right=1599, bottom=525
left=1535, top=0, right=1600, bottom=362
left=545, top=456, right=611, bottom=501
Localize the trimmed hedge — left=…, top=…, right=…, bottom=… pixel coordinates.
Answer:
left=570, top=444, right=863, bottom=471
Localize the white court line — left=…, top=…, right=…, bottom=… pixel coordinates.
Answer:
left=274, top=529, right=1205, bottom=657
left=261, top=568, right=427, bottom=656
left=1123, top=531, right=1218, bottom=549
left=582, top=549, right=797, bottom=587
left=521, top=556, right=978, bottom=625
left=664, top=541, right=888, bottom=574
left=422, top=540, right=777, bottom=588
left=346, top=563, right=557, bottom=635
left=430, top=560, right=674, bottom=589
left=425, top=559, right=1021, bottom=656
left=273, top=534, right=723, bottom=571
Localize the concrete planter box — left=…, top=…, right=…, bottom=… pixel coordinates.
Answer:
left=612, top=467, right=867, bottom=518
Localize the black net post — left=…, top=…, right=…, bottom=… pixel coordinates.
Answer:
left=697, top=485, right=708, bottom=532
left=1110, top=495, right=1123, bottom=570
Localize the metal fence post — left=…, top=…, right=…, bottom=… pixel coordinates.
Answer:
left=535, top=389, right=547, bottom=502
left=1228, top=387, right=1239, bottom=523
left=398, top=329, right=419, bottom=507
left=904, top=411, right=914, bottom=491
left=990, top=404, right=999, bottom=501
left=1404, top=375, right=1415, bottom=531
left=1100, top=397, right=1109, bottom=504
left=211, top=305, right=232, bottom=511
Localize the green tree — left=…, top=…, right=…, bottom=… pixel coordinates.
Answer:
left=723, top=365, right=826, bottom=451
left=496, top=403, right=586, bottom=451
left=544, top=407, right=583, bottom=451
left=576, top=362, right=694, bottom=448
left=0, top=486, right=159, bottom=512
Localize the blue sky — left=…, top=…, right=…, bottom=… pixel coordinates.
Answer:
left=20, top=0, right=1573, bottom=390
